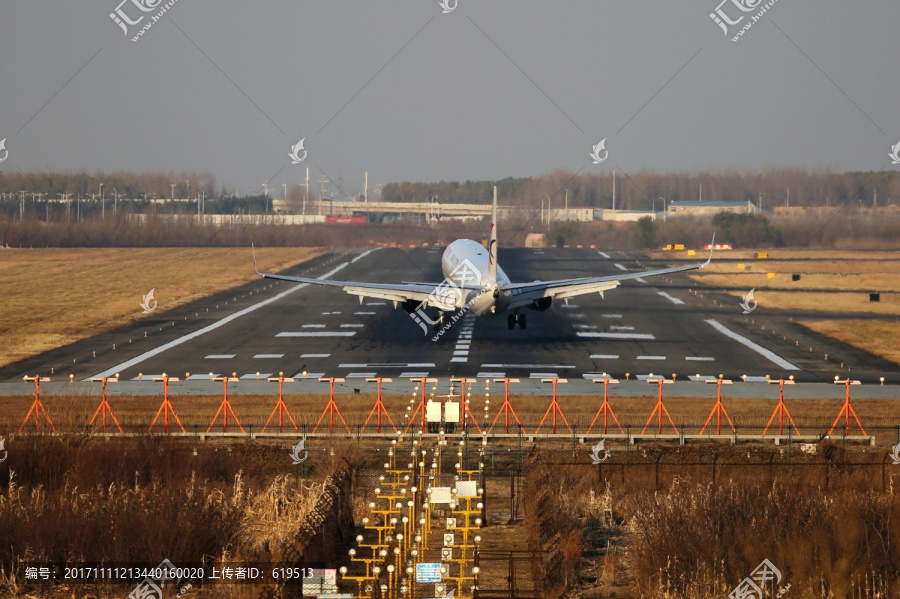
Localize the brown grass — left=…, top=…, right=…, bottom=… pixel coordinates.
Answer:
left=802, top=320, right=900, bottom=366
left=0, top=247, right=326, bottom=367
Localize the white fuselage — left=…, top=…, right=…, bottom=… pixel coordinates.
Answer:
left=441, top=239, right=511, bottom=317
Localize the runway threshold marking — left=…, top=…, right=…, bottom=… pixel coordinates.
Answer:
left=614, top=263, right=628, bottom=271
left=87, top=261, right=352, bottom=380
left=705, top=319, right=799, bottom=370
left=482, top=364, right=575, bottom=369
left=598, top=251, right=611, bottom=259
left=657, top=291, right=685, bottom=305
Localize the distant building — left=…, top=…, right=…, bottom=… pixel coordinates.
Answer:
left=666, top=200, right=758, bottom=218
left=596, top=209, right=659, bottom=222
left=547, top=207, right=594, bottom=222
left=525, top=233, right=546, bottom=248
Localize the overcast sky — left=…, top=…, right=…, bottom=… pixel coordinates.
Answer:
left=0, top=1, right=897, bottom=196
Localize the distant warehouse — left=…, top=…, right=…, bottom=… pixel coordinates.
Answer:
left=666, top=200, right=759, bottom=218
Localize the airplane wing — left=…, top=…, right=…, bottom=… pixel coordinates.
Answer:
left=505, top=248, right=713, bottom=309
left=253, top=250, right=483, bottom=309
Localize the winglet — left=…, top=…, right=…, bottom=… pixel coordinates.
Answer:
left=703, top=233, right=715, bottom=267
left=252, top=244, right=260, bottom=275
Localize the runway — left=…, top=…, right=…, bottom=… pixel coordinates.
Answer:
left=0, top=247, right=896, bottom=394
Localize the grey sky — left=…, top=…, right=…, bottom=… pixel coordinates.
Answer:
left=0, top=1, right=897, bottom=197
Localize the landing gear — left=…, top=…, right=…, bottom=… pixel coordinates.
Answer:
left=433, top=312, right=449, bottom=331
left=519, top=314, right=526, bottom=329
left=508, top=312, right=527, bottom=330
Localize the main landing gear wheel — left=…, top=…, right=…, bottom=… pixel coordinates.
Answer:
left=507, top=314, right=516, bottom=330
left=518, top=314, right=527, bottom=329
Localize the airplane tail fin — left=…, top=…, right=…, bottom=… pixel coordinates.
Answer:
left=487, top=186, right=499, bottom=283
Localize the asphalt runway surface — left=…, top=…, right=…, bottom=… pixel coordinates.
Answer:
left=1, top=247, right=897, bottom=397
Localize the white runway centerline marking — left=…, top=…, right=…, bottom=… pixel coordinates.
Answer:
left=253, top=354, right=284, bottom=359
left=577, top=332, right=655, bottom=340
left=610, top=325, right=635, bottom=331
left=685, top=356, right=715, bottom=361
left=302, top=324, right=326, bottom=328
left=340, top=324, right=364, bottom=328
left=614, top=263, right=628, bottom=271
left=277, top=332, right=357, bottom=337
left=301, top=353, right=331, bottom=358
left=366, top=302, right=386, bottom=306
left=88, top=261, right=351, bottom=380
left=657, top=291, right=685, bottom=305
left=637, top=355, right=666, bottom=360
left=574, top=324, right=598, bottom=330
left=601, top=314, right=623, bottom=319
left=351, top=248, right=379, bottom=263
left=347, top=372, right=377, bottom=378
left=590, top=354, right=620, bottom=359
left=339, top=363, right=436, bottom=368
left=560, top=304, right=579, bottom=309
left=635, top=277, right=647, bottom=283
left=706, top=319, right=799, bottom=370
left=240, top=373, right=272, bottom=380
left=482, top=364, right=575, bottom=369
left=205, top=354, right=235, bottom=359
left=292, top=372, right=324, bottom=379
left=354, top=312, right=376, bottom=315
left=598, top=251, right=611, bottom=259
left=531, top=372, right=558, bottom=379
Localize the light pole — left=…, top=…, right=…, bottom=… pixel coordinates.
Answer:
left=262, top=182, right=268, bottom=213
left=170, top=183, right=175, bottom=201
left=99, top=183, right=104, bottom=218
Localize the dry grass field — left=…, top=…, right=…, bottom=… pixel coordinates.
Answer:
left=0, top=247, right=326, bottom=368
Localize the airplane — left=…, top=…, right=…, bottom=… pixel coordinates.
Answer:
left=254, top=187, right=712, bottom=332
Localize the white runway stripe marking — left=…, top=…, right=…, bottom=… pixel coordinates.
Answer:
left=637, top=355, right=666, bottom=360
left=355, top=312, right=376, bottom=315
left=253, top=354, right=284, bottom=359
left=614, top=263, right=628, bottom=271
left=706, top=319, right=799, bottom=370
left=577, top=332, right=655, bottom=340
left=635, top=277, right=647, bottom=283
left=685, top=356, right=715, bottom=361
left=366, top=302, right=386, bottom=306
left=339, top=363, right=436, bottom=368
left=590, top=354, right=619, bottom=359
left=347, top=372, right=377, bottom=378
left=205, top=354, right=235, bottom=359
left=574, top=324, right=597, bottom=330
left=240, top=373, right=272, bottom=380
left=560, top=304, right=579, bottom=309
left=598, top=251, right=611, bottom=259
left=341, top=324, right=364, bottom=328
left=477, top=372, right=505, bottom=378
left=351, top=248, right=379, bottom=263
left=88, top=261, right=351, bottom=380
left=602, top=314, right=623, bottom=319
left=292, top=372, right=324, bottom=379
left=610, top=325, right=635, bottom=331
left=482, top=364, right=575, bottom=368
left=400, top=372, right=430, bottom=378
left=657, top=291, right=685, bottom=305
left=277, top=332, right=357, bottom=337
left=530, top=373, right=558, bottom=379
left=302, top=324, right=326, bottom=328
left=301, top=353, right=331, bottom=358
left=450, top=357, right=467, bottom=363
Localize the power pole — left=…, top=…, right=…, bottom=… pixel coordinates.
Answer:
left=364, top=171, right=368, bottom=204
